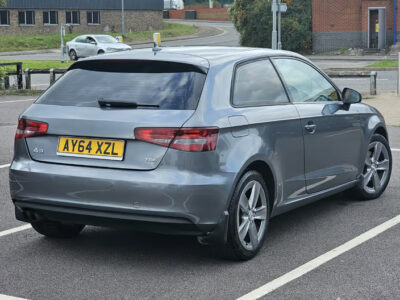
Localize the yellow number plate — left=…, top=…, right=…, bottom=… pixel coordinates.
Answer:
left=57, top=137, right=125, bottom=160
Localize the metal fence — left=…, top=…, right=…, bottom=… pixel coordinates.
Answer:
left=0, top=65, right=379, bottom=96
left=0, top=62, right=23, bottom=90
left=326, top=70, right=378, bottom=96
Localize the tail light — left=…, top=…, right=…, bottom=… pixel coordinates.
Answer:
left=134, top=127, right=219, bottom=152
left=15, top=119, right=48, bottom=140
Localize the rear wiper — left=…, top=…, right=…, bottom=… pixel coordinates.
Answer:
left=98, top=98, right=160, bottom=109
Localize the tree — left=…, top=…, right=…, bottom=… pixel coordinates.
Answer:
left=0, top=0, right=6, bottom=7
left=229, top=0, right=312, bottom=52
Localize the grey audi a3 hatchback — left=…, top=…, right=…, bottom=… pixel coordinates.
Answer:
left=9, top=47, right=392, bottom=260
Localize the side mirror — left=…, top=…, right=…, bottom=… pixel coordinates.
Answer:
left=90, top=41, right=97, bottom=45
left=342, top=88, right=362, bottom=104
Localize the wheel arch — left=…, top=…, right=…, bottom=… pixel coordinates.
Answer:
left=374, top=126, right=389, bottom=141
left=245, top=160, right=276, bottom=213
left=229, top=156, right=277, bottom=214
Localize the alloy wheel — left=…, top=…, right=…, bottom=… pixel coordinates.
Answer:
left=69, top=50, right=77, bottom=61
left=236, top=180, right=267, bottom=251
left=362, top=141, right=390, bottom=194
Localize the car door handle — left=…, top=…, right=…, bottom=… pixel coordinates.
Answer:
left=304, top=123, right=317, bottom=134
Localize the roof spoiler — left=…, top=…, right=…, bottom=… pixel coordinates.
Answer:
left=68, top=59, right=208, bottom=74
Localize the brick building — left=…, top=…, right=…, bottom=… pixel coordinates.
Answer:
left=313, top=0, right=399, bottom=52
left=0, top=0, right=163, bottom=36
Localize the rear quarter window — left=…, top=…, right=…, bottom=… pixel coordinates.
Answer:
left=232, top=59, right=288, bottom=107
left=36, top=60, right=207, bottom=110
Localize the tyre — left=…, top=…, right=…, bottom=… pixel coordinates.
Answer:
left=69, top=49, right=78, bottom=61
left=350, top=134, right=392, bottom=200
left=31, top=220, right=85, bottom=238
left=219, top=170, right=270, bottom=260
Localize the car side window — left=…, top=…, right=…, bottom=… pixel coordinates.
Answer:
left=232, top=59, right=288, bottom=107
left=273, top=58, right=339, bottom=103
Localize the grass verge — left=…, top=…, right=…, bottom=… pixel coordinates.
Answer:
left=124, top=22, right=199, bottom=42
left=0, top=22, right=199, bottom=53
left=0, top=60, right=72, bottom=70
left=0, top=89, right=42, bottom=96
left=368, top=60, right=397, bottom=68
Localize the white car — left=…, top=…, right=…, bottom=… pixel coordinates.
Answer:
left=66, top=35, right=132, bottom=60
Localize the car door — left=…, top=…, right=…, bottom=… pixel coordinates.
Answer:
left=85, top=36, right=98, bottom=56
left=73, top=37, right=86, bottom=57
left=273, top=57, right=362, bottom=194
left=231, top=59, right=306, bottom=205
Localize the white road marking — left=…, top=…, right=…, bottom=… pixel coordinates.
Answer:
left=0, top=224, right=31, bottom=238
left=0, top=163, right=10, bottom=169
left=391, top=148, right=400, bottom=152
left=0, top=99, right=36, bottom=104
left=0, top=294, right=28, bottom=300
left=237, top=214, right=400, bottom=300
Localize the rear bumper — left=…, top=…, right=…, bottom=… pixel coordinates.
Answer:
left=9, top=158, right=235, bottom=237
left=14, top=201, right=216, bottom=235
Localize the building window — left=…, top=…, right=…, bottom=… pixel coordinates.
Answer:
left=18, top=11, right=35, bottom=25
left=43, top=11, right=58, bottom=25
left=0, top=10, right=10, bottom=25
left=87, top=11, right=100, bottom=25
left=66, top=11, right=80, bottom=25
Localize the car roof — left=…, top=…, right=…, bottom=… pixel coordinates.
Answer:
left=78, top=46, right=307, bottom=69
left=75, top=34, right=111, bottom=39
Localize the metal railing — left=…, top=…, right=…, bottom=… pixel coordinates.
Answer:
left=0, top=62, right=23, bottom=90
left=2, top=65, right=379, bottom=96
left=23, top=68, right=67, bottom=90
left=325, top=70, right=378, bottom=95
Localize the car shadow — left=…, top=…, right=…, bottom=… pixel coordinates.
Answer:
left=26, top=192, right=365, bottom=264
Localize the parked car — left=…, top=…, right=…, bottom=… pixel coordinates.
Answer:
left=66, top=35, right=132, bottom=60
left=164, top=0, right=184, bottom=10
left=9, top=47, right=392, bottom=260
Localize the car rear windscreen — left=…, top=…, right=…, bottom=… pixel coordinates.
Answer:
left=36, top=60, right=207, bottom=110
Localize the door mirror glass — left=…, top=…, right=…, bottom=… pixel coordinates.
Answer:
left=342, top=88, right=362, bottom=104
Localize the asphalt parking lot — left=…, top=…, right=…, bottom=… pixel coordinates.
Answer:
left=1, top=96, right=400, bottom=299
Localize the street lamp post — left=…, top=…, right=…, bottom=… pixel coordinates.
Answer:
left=121, top=0, right=125, bottom=40
left=60, top=24, right=71, bottom=63
left=271, top=0, right=277, bottom=50
left=277, top=0, right=282, bottom=50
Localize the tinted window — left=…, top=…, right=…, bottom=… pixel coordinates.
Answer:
left=75, top=37, right=86, bottom=43
left=72, top=11, right=80, bottom=24
left=273, top=58, right=339, bottom=103
left=66, top=11, right=80, bottom=24
left=26, top=11, right=34, bottom=24
left=233, top=60, right=288, bottom=107
left=43, top=11, right=57, bottom=24
left=36, top=61, right=207, bottom=110
left=19, top=11, right=35, bottom=25
left=43, top=11, right=48, bottom=24
left=50, top=11, right=57, bottom=24
left=0, top=10, right=9, bottom=25
left=87, top=11, right=100, bottom=24
left=96, top=36, right=118, bottom=43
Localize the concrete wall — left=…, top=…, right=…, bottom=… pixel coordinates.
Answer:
left=0, top=9, right=162, bottom=35
left=312, top=32, right=363, bottom=53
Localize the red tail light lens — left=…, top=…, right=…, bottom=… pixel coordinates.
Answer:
left=134, top=127, right=219, bottom=152
left=15, top=119, right=48, bottom=140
